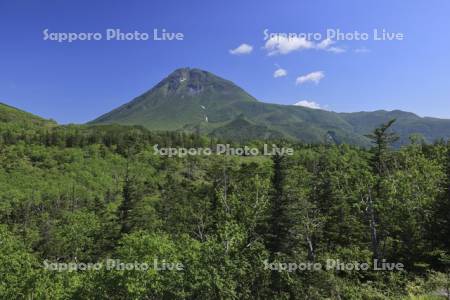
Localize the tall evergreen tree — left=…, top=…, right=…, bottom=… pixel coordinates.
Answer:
left=365, top=119, right=399, bottom=260
left=117, top=153, right=139, bottom=235
left=365, top=119, right=399, bottom=179
left=265, top=153, right=298, bottom=296
left=266, top=154, right=291, bottom=255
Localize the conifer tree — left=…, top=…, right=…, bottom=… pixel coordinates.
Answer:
left=365, top=119, right=399, bottom=260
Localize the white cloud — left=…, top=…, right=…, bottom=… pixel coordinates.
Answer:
left=264, top=36, right=314, bottom=55
left=264, top=36, right=345, bottom=55
left=316, top=38, right=333, bottom=49
left=295, top=71, right=325, bottom=85
left=316, top=38, right=345, bottom=53
left=229, top=43, right=253, bottom=55
left=354, top=47, right=370, bottom=53
left=273, top=68, right=287, bottom=78
left=294, top=100, right=322, bottom=109
left=327, top=46, right=345, bottom=53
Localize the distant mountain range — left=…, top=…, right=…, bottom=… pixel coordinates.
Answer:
left=89, top=68, right=450, bottom=146
left=1, top=68, right=450, bottom=146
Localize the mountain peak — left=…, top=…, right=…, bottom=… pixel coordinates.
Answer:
left=90, top=67, right=258, bottom=130
left=155, top=67, right=240, bottom=96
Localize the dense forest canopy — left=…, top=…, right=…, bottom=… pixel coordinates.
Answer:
left=0, top=116, right=450, bottom=299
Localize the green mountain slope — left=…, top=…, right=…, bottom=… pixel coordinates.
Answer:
left=209, top=114, right=284, bottom=142
left=0, top=102, right=56, bottom=128
left=91, top=68, right=257, bottom=130
left=340, top=110, right=450, bottom=145
left=3, top=69, right=450, bottom=146
left=90, top=68, right=368, bottom=145
left=86, top=67, right=450, bottom=146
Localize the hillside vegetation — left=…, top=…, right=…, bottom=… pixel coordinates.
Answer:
left=90, top=68, right=450, bottom=146
left=0, top=113, right=449, bottom=299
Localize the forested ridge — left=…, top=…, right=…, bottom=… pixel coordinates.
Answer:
left=0, top=119, right=450, bottom=299
left=88, top=68, right=450, bottom=147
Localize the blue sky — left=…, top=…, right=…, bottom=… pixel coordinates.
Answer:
left=0, top=0, right=449, bottom=123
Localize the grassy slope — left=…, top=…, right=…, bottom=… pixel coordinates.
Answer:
left=4, top=68, right=448, bottom=146
left=0, top=103, right=56, bottom=128
left=90, top=68, right=369, bottom=145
